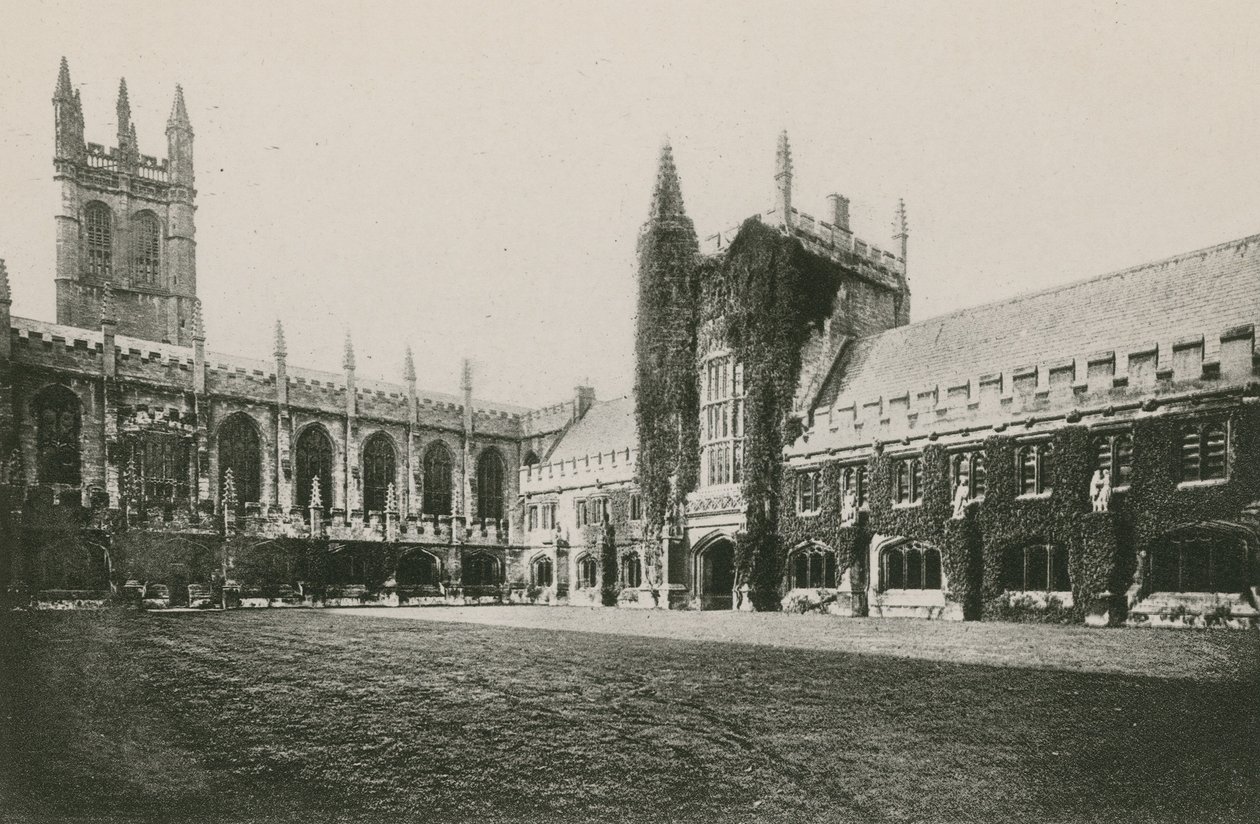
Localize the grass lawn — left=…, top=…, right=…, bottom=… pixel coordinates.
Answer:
left=1, top=608, right=1256, bottom=824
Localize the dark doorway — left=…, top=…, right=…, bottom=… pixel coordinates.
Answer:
left=696, top=538, right=736, bottom=610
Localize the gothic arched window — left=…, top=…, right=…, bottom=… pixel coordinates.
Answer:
left=295, top=425, right=334, bottom=512
left=422, top=442, right=453, bottom=516
left=361, top=433, right=396, bottom=513
left=218, top=414, right=261, bottom=508
left=131, top=211, right=161, bottom=285
left=465, top=553, right=500, bottom=587
left=84, top=202, right=113, bottom=279
left=34, top=385, right=81, bottom=485
left=531, top=555, right=553, bottom=587
left=477, top=448, right=506, bottom=522
left=880, top=542, right=942, bottom=591
left=577, top=555, right=599, bottom=589
left=622, top=553, right=642, bottom=588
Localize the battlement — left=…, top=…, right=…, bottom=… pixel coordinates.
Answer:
left=82, top=143, right=170, bottom=183
left=519, top=447, right=637, bottom=494
left=807, top=321, right=1258, bottom=454
left=702, top=209, right=906, bottom=283
left=521, top=399, right=578, bottom=435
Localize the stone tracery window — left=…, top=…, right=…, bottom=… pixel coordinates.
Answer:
left=840, top=465, right=867, bottom=508
left=34, top=385, right=81, bottom=486
left=788, top=544, right=838, bottom=589
left=530, top=555, right=553, bottom=587
left=701, top=355, right=744, bottom=486
left=1151, top=529, right=1246, bottom=592
left=136, top=432, right=191, bottom=502
left=621, top=553, right=642, bottom=588
left=893, top=457, right=923, bottom=505
left=422, top=442, right=453, bottom=516
left=465, top=553, right=500, bottom=587
left=131, top=211, right=161, bottom=285
left=880, top=541, right=941, bottom=591
left=1179, top=422, right=1228, bottom=483
left=295, top=425, right=334, bottom=512
left=951, top=451, right=986, bottom=498
left=577, top=555, right=598, bottom=589
left=217, top=414, right=261, bottom=508
left=1018, top=443, right=1054, bottom=496
left=476, top=448, right=506, bottom=521
left=361, top=432, right=396, bottom=513
left=84, top=201, right=113, bottom=279
left=797, top=469, right=821, bottom=514
left=1093, top=432, right=1133, bottom=488
left=1002, top=543, right=1071, bottom=592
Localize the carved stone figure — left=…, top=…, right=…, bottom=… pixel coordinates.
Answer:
left=1091, top=469, right=1112, bottom=512
left=951, top=478, right=970, bottom=519
left=839, top=489, right=858, bottom=526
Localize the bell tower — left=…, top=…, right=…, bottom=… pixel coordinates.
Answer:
left=53, top=59, right=198, bottom=345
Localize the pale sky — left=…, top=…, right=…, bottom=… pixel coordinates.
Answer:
left=2, top=1, right=1258, bottom=407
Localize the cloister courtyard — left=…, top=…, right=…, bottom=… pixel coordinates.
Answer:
left=1, top=607, right=1256, bottom=823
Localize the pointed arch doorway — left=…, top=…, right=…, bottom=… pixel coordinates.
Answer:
left=693, top=535, right=736, bottom=610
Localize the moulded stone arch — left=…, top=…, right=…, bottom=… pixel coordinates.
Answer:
left=215, top=411, right=264, bottom=507
left=786, top=539, right=840, bottom=590
left=1146, top=520, right=1258, bottom=594
left=691, top=531, right=737, bottom=610
left=421, top=440, right=454, bottom=516
left=396, top=546, right=443, bottom=587
left=475, top=446, right=507, bottom=522
left=29, top=383, right=84, bottom=487
left=360, top=430, right=399, bottom=514
left=293, top=422, right=336, bottom=512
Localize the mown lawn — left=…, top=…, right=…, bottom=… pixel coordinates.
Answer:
left=1, top=609, right=1256, bottom=824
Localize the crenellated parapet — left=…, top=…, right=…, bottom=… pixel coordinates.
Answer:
left=519, top=447, right=637, bottom=495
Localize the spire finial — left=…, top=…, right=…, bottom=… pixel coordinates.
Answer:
left=309, top=475, right=322, bottom=509
left=343, top=331, right=356, bottom=371
left=0, top=259, right=10, bottom=304
left=168, top=84, right=191, bottom=129
left=648, top=139, right=688, bottom=223
left=55, top=57, right=73, bottom=99
left=461, top=357, right=472, bottom=392
left=775, top=131, right=793, bottom=224
left=403, top=345, right=416, bottom=383
left=100, top=281, right=115, bottom=325
left=222, top=468, right=238, bottom=515
left=893, top=198, right=909, bottom=263
left=191, top=299, right=205, bottom=341
left=273, top=319, right=287, bottom=358
left=116, top=78, right=132, bottom=131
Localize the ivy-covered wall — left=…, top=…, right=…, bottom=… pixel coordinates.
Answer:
left=777, top=400, right=1260, bottom=623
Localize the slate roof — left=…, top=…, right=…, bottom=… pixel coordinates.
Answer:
left=546, top=396, right=636, bottom=463
left=818, top=233, right=1260, bottom=411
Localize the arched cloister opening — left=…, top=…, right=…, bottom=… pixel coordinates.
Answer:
left=693, top=535, right=736, bottom=610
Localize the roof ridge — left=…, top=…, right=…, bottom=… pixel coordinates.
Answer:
left=860, top=231, right=1260, bottom=343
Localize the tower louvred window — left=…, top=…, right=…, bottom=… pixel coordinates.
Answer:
left=85, top=202, right=112, bottom=278
left=132, top=212, right=160, bottom=285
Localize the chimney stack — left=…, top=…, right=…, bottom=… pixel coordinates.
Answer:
left=826, top=193, right=850, bottom=232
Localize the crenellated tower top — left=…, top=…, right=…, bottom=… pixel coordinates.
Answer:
left=52, top=59, right=199, bottom=346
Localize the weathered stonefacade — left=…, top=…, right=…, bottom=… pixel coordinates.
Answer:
left=520, top=134, right=1260, bottom=627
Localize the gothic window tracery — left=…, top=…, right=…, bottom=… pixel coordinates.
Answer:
left=1002, top=543, right=1071, bottom=592
left=477, top=448, right=505, bottom=522
left=880, top=542, right=941, bottom=591
left=788, top=544, right=838, bottom=589
left=218, top=414, right=261, bottom=508
left=700, top=355, right=744, bottom=486
left=1017, top=443, right=1054, bottom=496
left=84, top=201, right=113, bottom=279
left=893, top=457, right=923, bottom=505
left=136, top=432, right=191, bottom=502
left=621, top=553, right=642, bottom=588
left=131, top=211, right=161, bottom=285
left=577, top=555, right=598, bottom=589
left=422, top=442, right=453, bottom=516
left=295, top=426, right=334, bottom=512
left=361, top=433, right=396, bottom=513
left=34, top=386, right=81, bottom=486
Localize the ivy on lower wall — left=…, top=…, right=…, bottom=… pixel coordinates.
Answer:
left=777, top=402, right=1260, bottom=622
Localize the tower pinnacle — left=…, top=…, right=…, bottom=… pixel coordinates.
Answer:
left=54, top=57, right=73, bottom=100
left=273, top=319, right=287, bottom=359
left=116, top=78, right=132, bottom=144
left=168, top=84, right=191, bottom=129
left=0, top=259, right=10, bottom=303
left=403, top=345, right=416, bottom=383
left=343, top=332, right=356, bottom=371
left=775, top=130, right=793, bottom=225
left=648, top=140, right=687, bottom=223
left=893, top=198, right=909, bottom=263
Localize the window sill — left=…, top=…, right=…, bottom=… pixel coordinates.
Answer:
left=1015, top=492, right=1052, bottom=501
left=1177, top=478, right=1229, bottom=490
left=796, top=509, right=822, bottom=517
left=891, top=501, right=922, bottom=510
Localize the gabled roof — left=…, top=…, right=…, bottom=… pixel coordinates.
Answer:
left=546, top=396, right=636, bottom=463
left=818, top=233, right=1260, bottom=412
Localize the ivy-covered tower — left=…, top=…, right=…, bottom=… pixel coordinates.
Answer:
left=53, top=59, right=198, bottom=345
left=634, top=141, right=701, bottom=566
